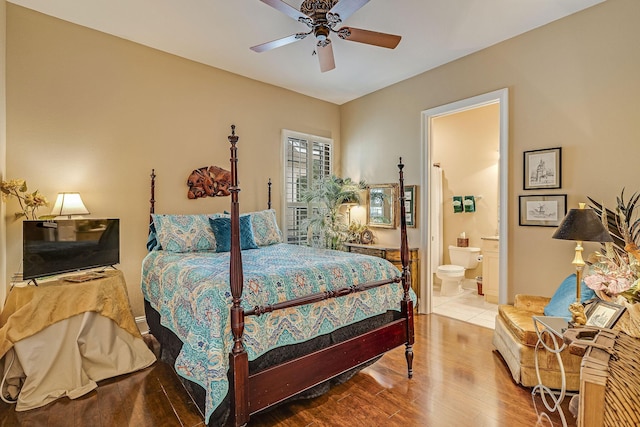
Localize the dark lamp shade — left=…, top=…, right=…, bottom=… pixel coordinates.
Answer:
left=552, top=208, right=613, bottom=242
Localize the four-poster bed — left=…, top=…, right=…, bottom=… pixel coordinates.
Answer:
left=142, top=125, right=415, bottom=426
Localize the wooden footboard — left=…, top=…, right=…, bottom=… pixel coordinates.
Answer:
left=148, top=125, right=415, bottom=426
left=248, top=316, right=411, bottom=415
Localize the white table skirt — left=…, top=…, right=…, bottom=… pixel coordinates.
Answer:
left=2, top=312, right=156, bottom=411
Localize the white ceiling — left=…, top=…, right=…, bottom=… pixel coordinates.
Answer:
left=8, top=0, right=604, bottom=105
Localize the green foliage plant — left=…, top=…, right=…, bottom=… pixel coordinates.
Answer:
left=302, top=175, right=367, bottom=250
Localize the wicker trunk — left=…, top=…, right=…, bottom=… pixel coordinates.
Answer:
left=577, top=330, right=640, bottom=427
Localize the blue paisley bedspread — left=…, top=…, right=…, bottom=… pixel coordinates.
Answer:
left=141, top=243, right=413, bottom=423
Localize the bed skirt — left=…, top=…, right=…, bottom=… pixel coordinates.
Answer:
left=144, top=299, right=397, bottom=426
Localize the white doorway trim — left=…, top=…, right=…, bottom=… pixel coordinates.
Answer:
left=420, top=88, right=509, bottom=314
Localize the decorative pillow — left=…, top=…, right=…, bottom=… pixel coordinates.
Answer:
left=209, top=215, right=259, bottom=252
left=248, top=209, right=283, bottom=246
left=544, top=274, right=596, bottom=320
left=152, top=214, right=223, bottom=252
left=222, top=209, right=283, bottom=246
left=146, top=221, right=162, bottom=251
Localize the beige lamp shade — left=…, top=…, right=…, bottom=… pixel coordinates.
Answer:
left=50, top=192, right=90, bottom=218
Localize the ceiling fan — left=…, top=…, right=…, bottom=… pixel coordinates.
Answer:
left=250, top=0, right=402, bottom=72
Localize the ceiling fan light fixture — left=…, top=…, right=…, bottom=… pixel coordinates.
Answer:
left=314, top=25, right=330, bottom=42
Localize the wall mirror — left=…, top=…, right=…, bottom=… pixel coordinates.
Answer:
left=367, top=183, right=398, bottom=229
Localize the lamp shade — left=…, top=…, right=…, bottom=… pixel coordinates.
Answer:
left=50, top=192, right=90, bottom=218
left=552, top=207, right=613, bottom=242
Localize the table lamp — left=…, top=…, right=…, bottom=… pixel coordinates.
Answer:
left=342, top=201, right=358, bottom=223
left=50, top=192, right=90, bottom=219
left=552, top=203, right=613, bottom=324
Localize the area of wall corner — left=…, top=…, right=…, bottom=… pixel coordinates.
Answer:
left=1, top=0, right=8, bottom=307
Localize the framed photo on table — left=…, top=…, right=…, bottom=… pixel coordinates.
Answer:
left=524, top=147, right=562, bottom=190
left=585, top=300, right=626, bottom=329
left=519, top=194, right=567, bottom=227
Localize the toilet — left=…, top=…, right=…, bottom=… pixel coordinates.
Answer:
left=436, top=245, right=481, bottom=296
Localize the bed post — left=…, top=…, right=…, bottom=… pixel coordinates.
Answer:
left=398, top=157, right=415, bottom=379
left=227, top=125, right=250, bottom=426
left=149, top=169, right=156, bottom=225
left=267, top=178, right=272, bottom=209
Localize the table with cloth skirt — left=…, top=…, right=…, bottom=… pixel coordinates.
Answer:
left=0, top=270, right=156, bottom=410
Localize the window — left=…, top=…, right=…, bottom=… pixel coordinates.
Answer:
left=283, top=130, right=332, bottom=245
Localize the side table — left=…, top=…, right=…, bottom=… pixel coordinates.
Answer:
left=0, top=270, right=156, bottom=411
left=531, top=316, right=570, bottom=427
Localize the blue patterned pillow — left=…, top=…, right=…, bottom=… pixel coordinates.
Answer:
left=147, top=221, right=162, bottom=251
left=544, top=274, right=596, bottom=320
left=152, top=214, right=223, bottom=252
left=209, top=215, right=259, bottom=252
left=248, top=209, right=283, bottom=246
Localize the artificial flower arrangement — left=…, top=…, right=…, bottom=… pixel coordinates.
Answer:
left=585, top=190, right=640, bottom=304
left=0, top=179, right=49, bottom=220
left=346, top=220, right=369, bottom=244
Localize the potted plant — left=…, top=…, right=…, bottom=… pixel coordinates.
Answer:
left=301, top=175, right=367, bottom=250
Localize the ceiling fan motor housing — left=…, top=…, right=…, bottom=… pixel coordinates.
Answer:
left=300, top=0, right=340, bottom=42
left=300, top=0, right=339, bottom=17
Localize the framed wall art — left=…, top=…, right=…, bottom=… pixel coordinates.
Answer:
left=404, top=185, right=417, bottom=227
left=519, top=194, right=567, bottom=227
left=523, top=147, right=562, bottom=190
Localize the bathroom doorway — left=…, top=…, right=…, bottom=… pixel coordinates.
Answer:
left=420, top=89, right=509, bottom=323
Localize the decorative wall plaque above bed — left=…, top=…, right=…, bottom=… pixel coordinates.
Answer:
left=187, top=165, right=231, bottom=199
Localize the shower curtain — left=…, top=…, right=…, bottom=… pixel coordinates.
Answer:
left=431, top=165, right=443, bottom=268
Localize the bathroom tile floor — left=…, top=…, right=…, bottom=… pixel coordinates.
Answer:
left=432, top=287, right=498, bottom=329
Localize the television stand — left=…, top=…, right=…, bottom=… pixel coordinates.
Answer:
left=0, top=269, right=155, bottom=410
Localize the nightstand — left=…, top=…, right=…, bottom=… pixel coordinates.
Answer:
left=343, top=242, right=420, bottom=300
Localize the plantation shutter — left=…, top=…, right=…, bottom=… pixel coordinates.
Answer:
left=284, top=131, right=332, bottom=245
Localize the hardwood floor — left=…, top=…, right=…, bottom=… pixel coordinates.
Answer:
left=0, top=314, right=574, bottom=426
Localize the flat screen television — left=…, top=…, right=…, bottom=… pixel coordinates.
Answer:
left=23, top=218, right=120, bottom=280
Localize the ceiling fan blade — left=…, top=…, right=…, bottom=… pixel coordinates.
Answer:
left=250, top=33, right=309, bottom=53
left=329, top=0, right=370, bottom=22
left=317, top=41, right=336, bottom=73
left=259, top=0, right=309, bottom=22
left=338, top=27, right=401, bottom=49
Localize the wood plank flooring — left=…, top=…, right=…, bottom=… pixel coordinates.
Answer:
left=0, top=314, right=575, bottom=426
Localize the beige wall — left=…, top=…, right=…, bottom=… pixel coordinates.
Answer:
left=433, top=104, right=500, bottom=281
left=5, top=1, right=640, bottom=314
left=342, top=0, right=640, bottom=301
left=4, top=5, right=341, bottom=316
